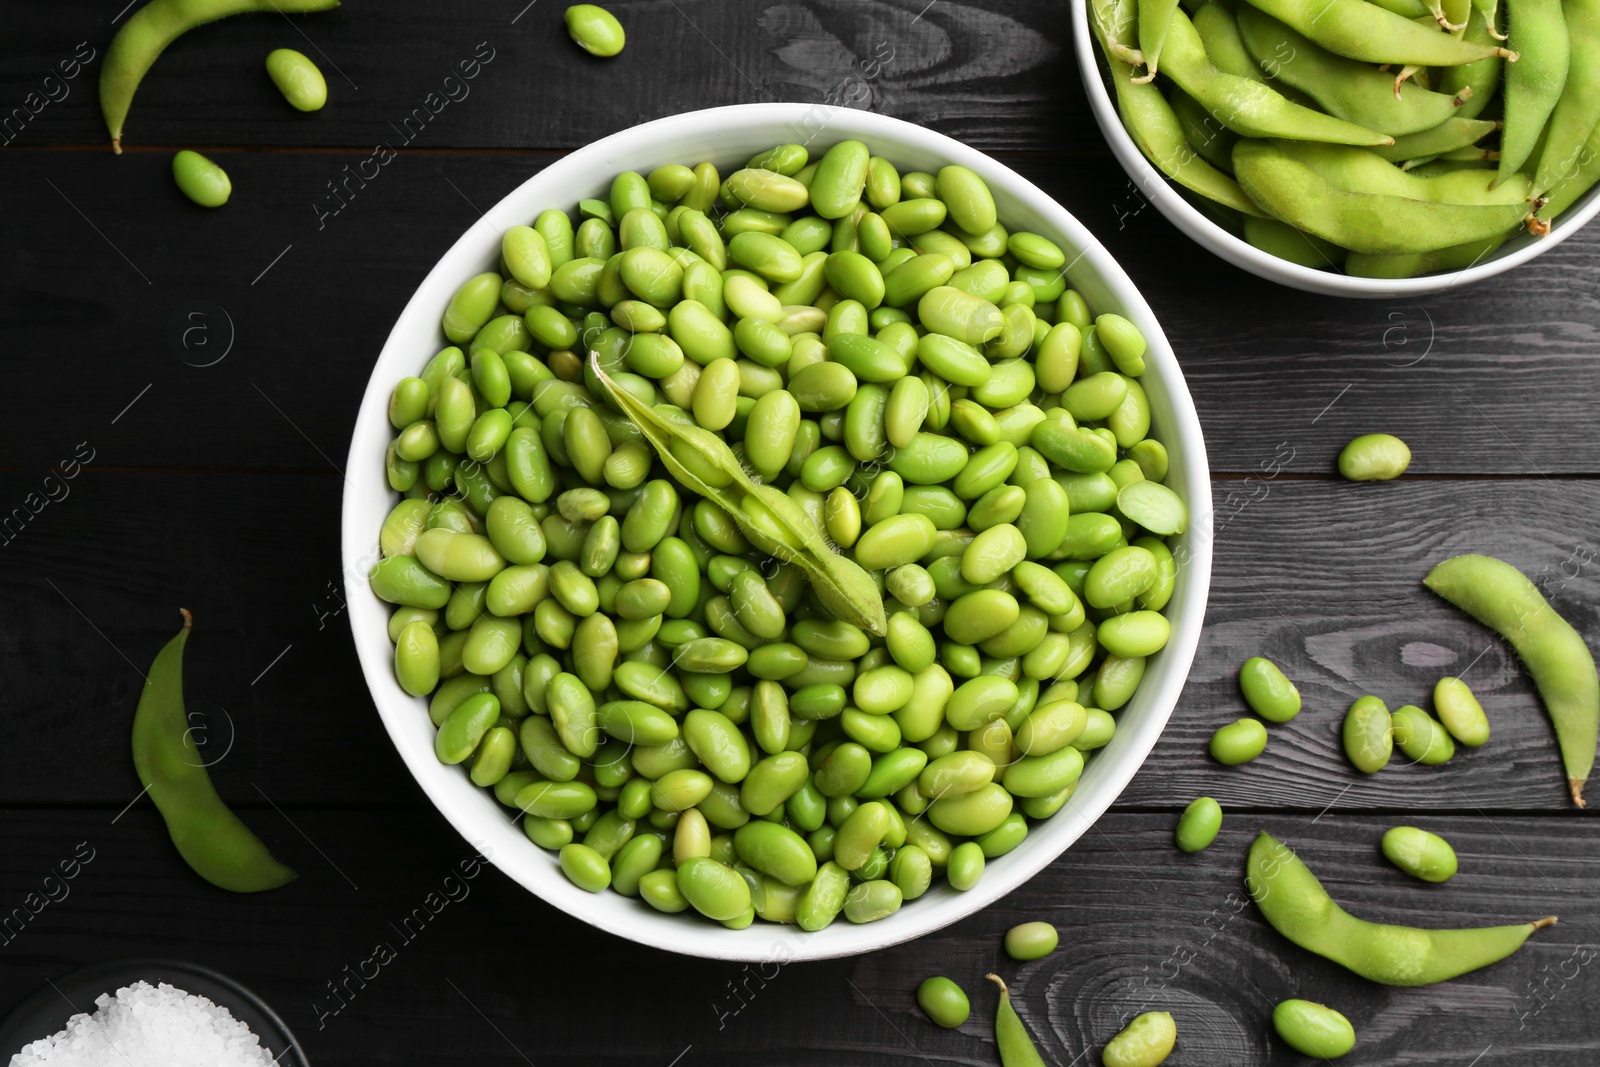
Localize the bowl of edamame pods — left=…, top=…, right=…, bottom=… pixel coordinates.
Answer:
left=343, top=103, right=1212, bottom=960
left=1075, top=0, right=1600, bottom=296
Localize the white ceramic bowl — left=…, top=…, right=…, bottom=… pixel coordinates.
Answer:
left=1071, top=0, right=1600, bottom=298
left=342, top=103, right=1213, bottom=961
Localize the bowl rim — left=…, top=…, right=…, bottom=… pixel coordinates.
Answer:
left=341, top=102, right=1213, bottom=961
left=1069, top=0, right=1600, bottom=298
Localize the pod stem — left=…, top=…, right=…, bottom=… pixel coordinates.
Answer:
left=177, top=606, right=192, bottom=630
left=1532, top=916, right=1559, bottom=931
left=987, top=973, right=1009, bottom=996
left=112, top=135, right=122, bottom=155
left=1571, top=777, right=1586, bottom=806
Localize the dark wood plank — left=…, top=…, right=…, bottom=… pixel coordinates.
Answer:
left=3, top=472, right=1594, bottom=811
left=5, top=148, right=1600, bottom=476
left=0, top=0, right=1076, bottom=152
left=0, top=810, right=1593, bottom=1064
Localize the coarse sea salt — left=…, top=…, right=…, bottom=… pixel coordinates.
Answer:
left=10, top=979, right=278, bottom=1067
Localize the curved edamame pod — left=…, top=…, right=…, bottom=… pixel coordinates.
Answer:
left=1236, top=7, right=1468, bottom=136
left=1160, top=8, right=1396, bottom=146
left=1425, top=554, right=1599, bottom=805
left=1234, top=140, right=1533, bottom=254
left=132, top=611, right=297, bottom=891
left=1090, top=0, right=1268, bottom=216
left=1531, top=0, right=1600, bottom=196
left=1240, top=0, right=1515, bottom=64
left=1372, top=117, right=1502, bottom=164
left=101, top=0, right=342, bottom=152
left=1248, top=833, right=1555, bottom=985
left=1499, top=0, right=1569, bottom=183
left=1260, top=140, right=1534, bottom=205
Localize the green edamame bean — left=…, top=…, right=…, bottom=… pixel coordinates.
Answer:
left=1102, top=1011, right=1176, bottom=1067
left=1339, top=433, right=1411, bottom=481
left=394, top=620, right=441, bottom=697
left=1392, top=704, right=1455, bottom=765
left=1272, top=1000, right=1356, bottom=1060
left=1004, top=921, right=1059, bottom=960
left=1175, top=796, right=1223, bottom=852
left=1239, top=657, right=1301, bottom=723
left=796, top=861, right=851, bottom=931
left=1382, top=825, right=1458, bottom=883
left=1434, top=676, right=1490, bottom=747
left=171, top=150, right=230, bottom=208
left=843, top=879, right=902, bottom=923
left=565, top=4, right=625, bottom=56
left=946, top=841, right=985, bottom=891
left=917, top=976, right=970, bottom=1028
left=675, top=857, right=750, bottom=920
left=1210, top=717, right=1268, bottom=765
left=733, top=821, right=817, bottom=886
left=928, top=782, right=1012, bottom=836
left=559, top=842, right=611, bottom=892
left=265, top=48, right=326, bottom=111
left=435, top=692, right=499, bottom=764
left=1343, top=695, right=1393, bottom=773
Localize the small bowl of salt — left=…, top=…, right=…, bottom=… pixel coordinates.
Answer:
left=0, top=959, right=305, bottom=1067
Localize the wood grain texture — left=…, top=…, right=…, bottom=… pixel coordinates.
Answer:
left=2, top=473, right=1594, bottom=811
left=4, top=148, right=1600, bottom=475
left=2, top=1, right=1070, bottom=152
left=0, top=811, right=1593, bottom=1065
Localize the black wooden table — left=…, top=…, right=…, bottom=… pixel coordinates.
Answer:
left=4, top=3, right=1598, bottom=1063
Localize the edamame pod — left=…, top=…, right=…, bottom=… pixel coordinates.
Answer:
left=1247, top=832, right=1554, bottom=985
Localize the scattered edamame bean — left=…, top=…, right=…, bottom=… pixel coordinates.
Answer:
left=1381, top=825, right=1458, bottom=883
left=564, top=4, right=625, bottom=57
left=171, top=149, right=231, bottom=207
left=1337, top=434, right=1411, bottom=481
left=1210, top=718, right=1268, bottom=765
left=1174, top=796, right=1222, bottom=852
left=916, top=976, right=970, bottom=1028
left=1238, top=656, right=1300, bottom=722
left=1272, top=999, right=1355, bottom=1059
left=1004, top=921, right=1058, bottom=960
left=1433, top=676, right=1490, bottom=747
left=265, top=48, right=326, bottom=111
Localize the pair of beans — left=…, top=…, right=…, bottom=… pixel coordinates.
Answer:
left=1092, top=0, right=1600, bottom=278
left=374, top=139, right=1189, bottom=927
left=1207, top=655, right=1298, bottom=765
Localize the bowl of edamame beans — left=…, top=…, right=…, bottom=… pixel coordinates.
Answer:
left=343, top=103, right=1213, bottom=960
left=1074, top=0, right=1600, bottom=297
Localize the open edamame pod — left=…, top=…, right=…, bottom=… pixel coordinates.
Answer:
left=1425, top=554, right=1599, bottom=805
left=1247, top=832, right=1554, bottom=985
left=101, top=0, right=341, bottom=152
left=131, top=611, right=297, bottom=892
left=591, top=355, right=887, bottom=635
